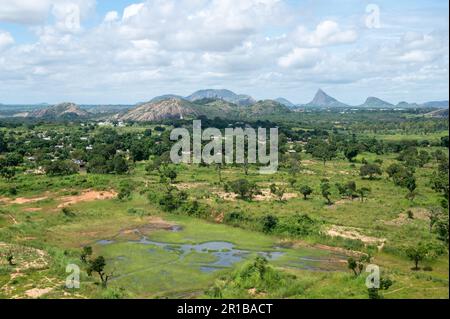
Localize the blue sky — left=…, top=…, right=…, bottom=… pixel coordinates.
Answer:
left=0, top=0, right=448, bottom=104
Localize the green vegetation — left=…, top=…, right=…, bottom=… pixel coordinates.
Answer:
left=0, top=109, right=448, bottom=299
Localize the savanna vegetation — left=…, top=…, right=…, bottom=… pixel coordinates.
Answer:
left=0, top=108, right=448, bottom=299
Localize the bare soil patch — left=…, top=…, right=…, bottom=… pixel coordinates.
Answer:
left=0, top=196, right=49, bottom=205
left=25, top=287, right=53, bottom=299
left=326, top=225, right=386, bottom=250
left=57, top=190, right=117, bottom=208
left=116, top=217, right=178, bottom=240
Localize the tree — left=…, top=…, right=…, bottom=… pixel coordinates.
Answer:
left=158, top=186, right=186, bottom=212
left=87, top=256, right=113, bottom=288
left=299, top=185, right=313, bottom=200
left=360, top=164, right=382, bottom=180
left=0, top=166, right=15, bottom=181
left=435, top=215, right=449, bottom=247
left=358, top=187, right=371, bottom=202
left=87, top=155, right=108, bottom=174
left=347, top=254, right=372, bottom=276
left=4, top=153, right=23, bottom=167
left=45, top=160, right=78, bottom=176
left=386, top=163, right=405, bottom=180
left=111, top=154, right=129, bottom=174
left=160, top=166, right=177, bottom=184
left=418, top=150, right=431, bottom=167
left=261, top=215, right=278, bottom=233
left=228, top=179, right=260, bottom=200
left=0, top=132, right=7, bottom=154
left=344, top=146, right=359, bottom=162
left=404, top=174, right=417, bottom=201
left=431, top=166, right=449, bottom=208
left=347, top=257, right=364, bottom=276
left=336, top=181, right=357, bottom=200
left=320, top=180, right=332, bottom=205
left=270, top=184, right=286, bottom=201
left=405, top=243, right=429, bottom=270
left=307, top=139, right=337, bottom=165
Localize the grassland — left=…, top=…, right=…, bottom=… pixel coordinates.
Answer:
left=0, top=121, right=448, bottom=299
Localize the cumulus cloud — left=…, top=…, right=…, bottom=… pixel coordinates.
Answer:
left=0, top=0, right=51, bottom=24
left=278, top=48, right=322, bottom=68
left=0, top=0, right=447, bottom=104
left=0, top=0, right=94, bottom=25
left=104, top=11, right=119, bottom=23
left=0, top=30, right=14, bottom=50
left=122, top=3, right=146, bottom=21
left=293, top=20, right=358, bottom=47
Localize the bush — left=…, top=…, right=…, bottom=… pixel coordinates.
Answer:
left=276, top=214, right=321, bottom=237
left=261, top=215, right=278, bottom=233
left=223, top=211, right=247, bottom=226
left=45, top=160, right=78, bottom=177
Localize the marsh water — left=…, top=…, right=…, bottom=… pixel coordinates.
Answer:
left=97, top=236, right=345, bottom=273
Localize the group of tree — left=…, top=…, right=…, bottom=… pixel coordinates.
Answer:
left=386, top=163, right=417, bottom=201
left=305, top=139, right=337, bottom=165
left=335, top=181, right=371, bottom=202
left=359, top=163, right=382, bottom=180
left=225, top=179, right=261, bottom=200
left=45, top=160, right=79, bottom=176
left=430, top=151, right=449, bottom=209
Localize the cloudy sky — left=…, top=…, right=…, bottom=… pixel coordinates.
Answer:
left=0, top=0, right=448, bottom=105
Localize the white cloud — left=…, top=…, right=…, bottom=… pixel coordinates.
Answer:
left=0, top=0, right=94, bottom=25
left=104, top=11, right=119, bottom=23
left=0, top=30, right=14, bottom=50
left=293, top=20, right=357, bottom=47
left=122, top=3, right=145, bottom=21
left=0, top=1, right=447, bottom=104
left=278, top=48, right=322, bottom=68
left=0, top=0, right=51, bottom=24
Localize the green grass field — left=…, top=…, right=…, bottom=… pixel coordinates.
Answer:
left=0, top=144, right=448, bottom=299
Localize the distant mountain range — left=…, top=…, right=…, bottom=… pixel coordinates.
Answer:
left=149, top=89, right=256, bottom=107
left=27, top=102, right=90, bottom=119
left=1, top=88, right=447, bottom=121
left=118, top=96, right=290, bottom=122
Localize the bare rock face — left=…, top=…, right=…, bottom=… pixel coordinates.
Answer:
left=30, top=102, right=89, bottom=118
left=120, top=98, right=198, bottom=122
left=305, top=89, right=348, bottom=108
